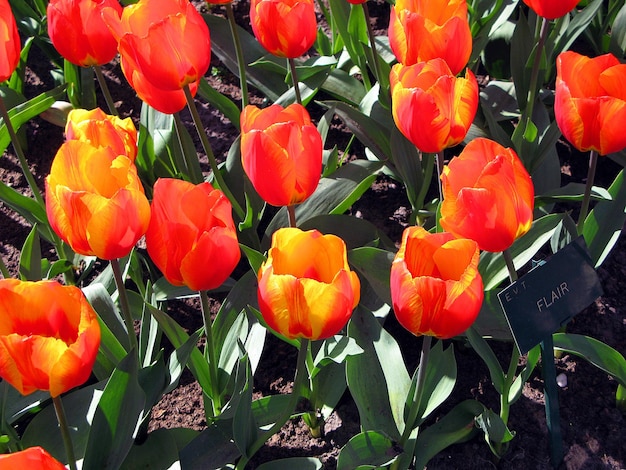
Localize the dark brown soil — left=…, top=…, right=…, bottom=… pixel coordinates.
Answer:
left=1, top=2, right=624, bottom=469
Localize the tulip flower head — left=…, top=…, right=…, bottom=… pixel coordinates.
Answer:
left=390, top=59, right=478, bottom=153
left=47, top=0, right=122, bottom=67
left=440, top=138, right=534, bottom=253
left=257, top=228, right=361, bottom=340
left=240, top=103, right=323, bottom=207
left=391, top=226, right=483, bottom=339
left=0, top=446, right=67, bottom=469
left=0, top=279, right=101, bottom=397
left=388, top=0, right=472, bottom=74
left=0, top=0, right=21, bottom=82
left=145, top=178, right=241, bottom=292
left=555, top=51, right=626, bottom=156
left=522, top=0, right=579, bottom=20
left=250, top=0, right=317, bottom=58
left=45, top=140, right=151, bottom=260
left=65, top=108, right=138, bottom=162
left=102, top=0, right=211, bottom=114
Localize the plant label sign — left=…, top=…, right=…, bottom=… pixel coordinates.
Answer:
left=497, top=237, right=603, bottom=355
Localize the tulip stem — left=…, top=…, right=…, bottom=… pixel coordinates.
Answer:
left=93, top=65, right=118, bottom=117
left=235, top=339, right=309, bottom=469
left=412, top=151, right=434, bottom=226
left=362, top=2, right=384, bottom=89
left=436, top=150, right=445, bottom=203
left=225, top=3, right=249, bottom=110
left=502, top=248, right=518, bottom=283
left=111, top=258, right=138, bottom=353
left=199, top=289, right=222, bottom=417
left=288, top=58, right=303, bottom=105
left=577, top=149, right=598, bottom=235
left=52, top=395, right=78, bottom=470
left=183, top=85, right=245, bottom=220
left=287, top=205, right=297, bottom=227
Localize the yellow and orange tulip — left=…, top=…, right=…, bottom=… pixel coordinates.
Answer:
left=390, top=226, right=483, bottom=339
left=240, top=103, right=322, bottom=207
left=45, top=140, right=151, bottom=260
left=102, top=0, right=211, bottom=114
left=0, top=279, right=101, bottom=398
left=47, top=0, right=122, bottom=67
left=440, top=138, right=534, bottom=253
left=257, top=228, right=360, bottom=341
left=388, top=0, right=472, bottom=75
left=522, top=0, right=579, bottom=20
left=0, top=0, right=20, bottom=83
left=555, top=51, right=626, bottom=156
left=65, top=108, right=138, bottom=162
left=250, top=0, right=317, bottom=59
left=0, top=446, right=67, bottom=469
left=145, top=178, right=241, bottom=292
left=390, top=59, right=478, bottom=153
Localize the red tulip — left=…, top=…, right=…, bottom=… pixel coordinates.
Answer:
left=0, top=279, right=101, bottom=397
left=0, top=446, right=67, bottom=469
left=388, top=0, right=472, bottom=75
left=47, top=0, right=122, bottom=67
left=240, top=103, right=322, bottom=206
left=346, top=0, right=367, bottom=4
left=390, top=59, right=478, bottom=153
left=555, top=51, right=626, bottom=156
left=102, top=0, right=211, bottom=114
left=257, top=228, right=360, bottom=340
left=65, top=107, right=138, bottom=162
left=391, top=226, right=483, bottom=339
left=145, top=178, right=241, bottom=292
left=45, top=140, right=151, bottom=260
left=250, top=0, right=317, bottom=58
left=0, top=0, right=20, bottom=82
left=522, top=0, right=579, bottom=20
left=440, top=138, right=535, bottom=253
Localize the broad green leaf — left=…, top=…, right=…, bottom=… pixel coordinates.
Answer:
left=509, top=344, right=541, bottom=404
left=310, top=359, right=348, bottom=421
left=301, top=214, right=395, bottom=251
left=536, top=183, right=611, bottom=207
left=413, top=399, right=484, bottom=469
left=465, top=326, right=505, bottom=394
left=231, top=356, right=257, bottom=458
left=321, top=68, right=366, bottom=106
left=583, top=169, right=626, bottom=267
left=179, top=419, right=241, bottom=469
left=165, top=330, right=203, bottom=395
left=348, top=246, right=395, bottom=307
left=552, top=0, right=604, bottom=64
left=552, top=333, right=626, bottom=388
left=251, top=394, right=292, bottom=428
left=470, top=288, right=513, bottom=340
left=475, top=408, right=515, bottom=450
left=311, top=335, right=363, bottom=379
left=337, top=430, right=397, bottom=470
left=83, top=353, right=146, bottom=470
left=609, top=2, right=626, bottom=56
left=121, top=427, right=198, bottom=470
left=257, top=457, right=322, bottom=470
left=0, top=181, right=55, bottom=242
left=18, top=224, right=41, bottom=281
left=198, top=77, right=240, bottom=129
left=83, top=283, right=130, bottom=353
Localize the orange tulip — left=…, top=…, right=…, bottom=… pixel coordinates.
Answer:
left=0, top=0, right=20, bottom=82
left=522, top=0, right=579, bottom=20
left=390, top=59, right=478, bottom=153
left=47, top=0, right=122, bottom=67
left=65, top=108, right=138, bottom=162
left=0, top=279, right=101, bottom=397
left=250, top=0, right=317, bottom=58
left=440, top=138, right=534, bottom=253
left=45, top=140, right=151, bottom=260
left=240, top=103, right=322, bottom=206
left=0, top=446, right=67, bottom=469
left=102, top=0, right=211, bottom=114
left=388, top=0, right=472, bottom=75
left=390, top=226, right=483, bottom=339
left=257, top=228, right=360, bottom=341
left=145, top=178, right=241, bottom=292
left=555, top=51, right=626, bottom=156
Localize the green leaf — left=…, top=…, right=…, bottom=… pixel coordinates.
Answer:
left=583, top=169, right=626, bottom=267
left=552, top=333, right=626, bottom=388
left=311, top=335, right=363, bottom=379
left=413, top=399, right=484, bottom=469
left=302, top=214, right=395, bottom=251
left=231, top=356, right=257, bottom=458
left=18, top=224, right=41, bottom=281
left=0, top=180, right=55, bottom=242
left=83, top=283, right=131, bottom=353
left=348, top=247, right=395, bottom=306
left=83, top=353, right=146, bottom=470
left=536, top=183, right=611, bottom=206
left=465, top=327, right=505, bottom=394
left=179, top=419, right=241, bottom=469
left=346, top=306, right=410, bottom=440
left=475, top=408, right=515, bottom=449
left=121, top=427, right=198, bottom=470
left=251, top=394, right=292, bottom=428
left=337, top=430, right=397, bottom=470
left=552, top=0, right=604, bottom=63
left=198, top=77, right=240, bottom=129
left=257, top=457, right=322, bottom=470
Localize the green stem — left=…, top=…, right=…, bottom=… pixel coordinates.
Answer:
left=200, top=290, right=222, bottom=417
left=577, top=149, right=598, bottom=235
left=400, top=335, right=432, bottom=445
left=235, top=339, right=309, bottom=469
left=52, top=395, right=77, bottom=470
left=93, top=65, right=118, bottom=116
left=435, top=150, right=445, bottom=203
left=225, top=3, right=249, bottom=110
left=412, top=151, right=434, bottom=226
left=173, top=112, right=203, bottom=184
left=502, top=248, right=518, bottom=283
left=110, top=258, right=138, bottom=353
left=287, top=205, right=297, bottom=228
left=288, top=58, right=302, bottom=105
left=362, top=2, right=384, bottom=87
left=183, top=85, right=245, bottom=220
